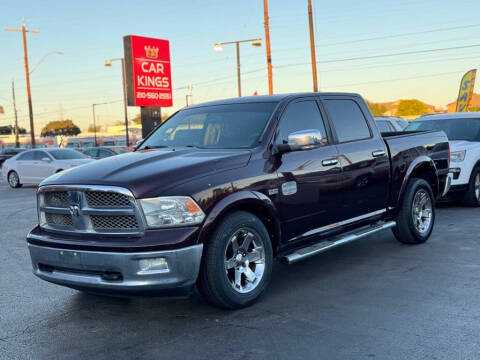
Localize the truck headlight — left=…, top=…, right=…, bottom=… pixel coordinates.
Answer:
left=450, top=150, right=466, bottom=162
left=139, top=196, right=205, bottom=228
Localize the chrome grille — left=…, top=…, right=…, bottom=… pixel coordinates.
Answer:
left=44, top=191, right=69, bottom=207
left=38, top=186, right=144, bottom=236
left=46, top=213, right=73, bottom=227
left=85, top=191, right=131, bottom=208
left=91, top=215, right=138, bottom=230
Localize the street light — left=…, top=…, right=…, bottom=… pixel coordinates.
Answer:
left=30, top=51, right=63, bottom=74
left=213, top=38, right=262, bottom=97
left=105, top=57, right=130, bottom=146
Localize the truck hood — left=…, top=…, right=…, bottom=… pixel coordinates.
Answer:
left=41, top=148, right=251, bottom=198
left=449, top=140, right=480, bottom=151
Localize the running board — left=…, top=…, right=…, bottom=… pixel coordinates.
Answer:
left=282, top=221, right=396, bottom=264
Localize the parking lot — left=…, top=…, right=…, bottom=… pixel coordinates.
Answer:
left=0, top=182, right=479, bottom=359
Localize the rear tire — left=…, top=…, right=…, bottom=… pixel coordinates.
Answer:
left=463, top=167, right=480, bottom=207
left=392, top=178, right=435, bottom=244
left=197, top=211, right=273, bottom=309
left=8, top=171, right=21, bottom=188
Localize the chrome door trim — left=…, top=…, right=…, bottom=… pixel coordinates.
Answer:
left=288, top=209, right=386, bottom=242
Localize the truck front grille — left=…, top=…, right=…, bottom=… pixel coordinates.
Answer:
left=38, top=186, right=144, bottom=236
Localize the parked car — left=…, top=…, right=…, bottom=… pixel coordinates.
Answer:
left=374, top=116, right=409, bottom=132
left=2, top=148, right=93, bottom=188
left=82, top=146, right=133, bottom=159
left=406, top=112, right=480, bottom=206
left=26, top=93, right=449, bottom=309
left=0, top=147, right=26, bottom=167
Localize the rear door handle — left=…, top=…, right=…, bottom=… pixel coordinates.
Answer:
left=322, top=158, right=338, bottom=166
left=372, top=150, right=386, bottom=157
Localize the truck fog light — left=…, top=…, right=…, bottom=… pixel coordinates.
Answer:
left=138, top=257, right=169, bottom=274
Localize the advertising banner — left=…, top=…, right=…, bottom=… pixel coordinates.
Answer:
left=456, top=69, right=477, bottom=112
left=124, top=35, right=173, bottom=107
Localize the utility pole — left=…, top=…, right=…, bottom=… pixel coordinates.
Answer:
left=121, top=58, right=130, bottom=146
left=236, top=42, right=241, bottom=96
left=308, top=0, right=318, bottom=92
left=5, top=19, right=40, bottom=147
left=264, top=0, right=273, bottom=95
left=12, top=80, right=20, bottom=148
left=186, top=84, right=193, bottom=106
left=92, top=104, right=98, bottom=147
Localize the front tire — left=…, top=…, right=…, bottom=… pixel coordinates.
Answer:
left=8, top=171, right=21, bottom=188
left=197, top=211, right=273, bottom=309
left=463, top=167, right=480, bottom=207
left=392, top=178, right=435, bottom=244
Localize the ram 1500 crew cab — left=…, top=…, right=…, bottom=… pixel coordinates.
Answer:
left=27, top=93, right=450, bottom=309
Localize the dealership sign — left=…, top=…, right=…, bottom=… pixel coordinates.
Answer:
left=123, top=35, right=173, bottom=107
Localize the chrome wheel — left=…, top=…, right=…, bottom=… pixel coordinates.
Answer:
left=412, top=189, right=432, bottom=234
left=224, top=228, right=265, bottom=294
left=474, top=173, right=480, bottom=201
left=8, top=171, right=19, bottom=188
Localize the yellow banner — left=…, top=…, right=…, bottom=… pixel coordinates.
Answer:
left=456, top=69, right=477, bottom=112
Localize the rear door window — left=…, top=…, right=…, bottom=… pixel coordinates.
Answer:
left=324, top=99, right=371, bottom=142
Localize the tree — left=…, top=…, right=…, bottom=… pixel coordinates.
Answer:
left=132, top=112, right=170, bottom=125
left=396, top=100, right=429, bottom=116
left=468, top=106, right=480, bottom=112
left=366, top=101, right=387, bottom=116
left=0, top=125, right=27, bottom=135
left=88, top=124, right=101, bottom=133
left=40, top=120, right=81, bottom=137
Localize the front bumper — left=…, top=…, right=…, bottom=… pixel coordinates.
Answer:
left=27, top=242, right=203, bottom=297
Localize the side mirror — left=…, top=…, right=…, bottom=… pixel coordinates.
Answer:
left=273, top=129, right=324, bottom=155
left=41, top=157, right=52, bottom=162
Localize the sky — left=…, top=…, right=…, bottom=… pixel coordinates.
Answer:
left=0, top=0, right=479, bottom=132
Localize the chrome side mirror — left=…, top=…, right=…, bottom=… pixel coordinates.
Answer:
left=287, top=129, right=323, bottom=149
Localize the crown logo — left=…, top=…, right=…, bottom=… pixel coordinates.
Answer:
left=144, top=46, right=159, bottom=59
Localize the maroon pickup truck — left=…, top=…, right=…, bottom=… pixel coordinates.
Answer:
left=27, top=93, right=450, bottom=309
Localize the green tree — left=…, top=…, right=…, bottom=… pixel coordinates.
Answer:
left=40, top=120, right=81, bottom=137
left=396, top=100, right=429, bottom=116
left=0, top=125, right=27, bottom=135
left=366, top=101, right=387, bottom=116
left=88, top=124, right=101, bottom=133
left=468, top=106, right=480, bottom=112
left=132, top=113, right=170, bottom=125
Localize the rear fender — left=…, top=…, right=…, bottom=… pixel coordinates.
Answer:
left=393, top=156, right=438, bottom=215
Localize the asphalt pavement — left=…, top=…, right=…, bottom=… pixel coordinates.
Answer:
left=1, top=182, right=479, bottom=360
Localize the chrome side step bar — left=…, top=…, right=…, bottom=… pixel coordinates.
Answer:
left=282, top=221, right=396, bottom=264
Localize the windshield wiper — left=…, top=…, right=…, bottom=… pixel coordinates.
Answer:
left=140, top=145, right=170, bottom=150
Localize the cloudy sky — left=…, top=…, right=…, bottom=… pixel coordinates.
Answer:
left=1, top=0, right=479, bottom=132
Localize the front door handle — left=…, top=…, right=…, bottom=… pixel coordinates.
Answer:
left=372, top=150, right=386, bottom=157
left=322, top=158, right=338, bottom=166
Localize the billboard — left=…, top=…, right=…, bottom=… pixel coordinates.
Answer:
left=456, top=69, right=477, bottom=112
left=123, top=35, right=173, bottom=107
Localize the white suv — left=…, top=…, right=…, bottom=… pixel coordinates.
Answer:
left=406, top=112, right=480, bottom=206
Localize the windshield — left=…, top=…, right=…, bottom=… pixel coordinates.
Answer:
left=140, top=102, right=278, bottom=150
left=48, top=149, right=86, bottom=160
left=405, top=118, right=480, bottom=141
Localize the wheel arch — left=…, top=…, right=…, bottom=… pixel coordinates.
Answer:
left=398, top=157, right=438, bottom=206
left=197, top=190, right=281, bottom=256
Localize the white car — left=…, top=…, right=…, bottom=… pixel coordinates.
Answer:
left=2, top=148, right=93, bottom=188
left=406, top=112, right=480, bottom=206
left=374, top=116, right=409, bottom=132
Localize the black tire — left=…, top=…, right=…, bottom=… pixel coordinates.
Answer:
left=463, top=167, right=480, bottom=207
left=392, top=178, right=435, bottom=244
left=8, top=170, right=21, bottom=188
left=197, top=211, right=273, bottom=309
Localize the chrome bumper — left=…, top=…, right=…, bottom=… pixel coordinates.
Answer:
left=27, top=243, right=203, bottom=296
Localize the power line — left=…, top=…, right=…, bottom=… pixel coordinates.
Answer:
left=275, top=43, right=480, bottom=69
